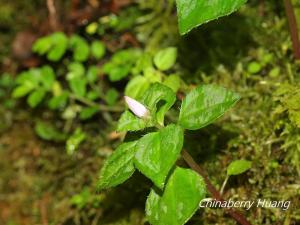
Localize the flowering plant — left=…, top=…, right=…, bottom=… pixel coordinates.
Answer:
left=98, top=83, right=240, bottom=225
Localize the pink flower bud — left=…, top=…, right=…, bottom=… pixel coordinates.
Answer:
left=124, top=96, right=149, bottom=119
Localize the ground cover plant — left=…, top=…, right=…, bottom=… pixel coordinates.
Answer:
left=0, top=0, right=300, bottom=225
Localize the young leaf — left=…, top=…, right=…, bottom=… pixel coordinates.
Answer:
left=69, top=77, right=87, bottom=97
left=12, top=84, right=34, bottom=98
left=144, top=68, right=163, bottom=83
left=142, top=83, right=176, bottom=126
left=35, top=121, right=66, bottom=142
left=117, top=110, right=149, bottom=132
left=87, top=66, right=100, bottom=83
left=103, top=48, right=142, bottom=81
left=153, top=47, right=177, bottom=71
left=69, top=35, right=90, bottom=62
left=40, top=66, right=55, bottom=90
left=32, top=36, right=52, bottom=55
left=47, top=32, right=68, bottom=61
left=146, top=167, right=206, bottom=225
left=105, top=88, right=119, bottom=106
left=227, top=160, right=252, bottom=176
left=66, top=128, right=86, bottom=155
left=179, top=85, right=240, bottom=130
left=125, top=76, right=150, bottom=100
left=91, top=41, right=106, bottom=59
left=134, top=124, right=183, bottom=189
left=97, top=141, right=137, bottom=190
left=163, top=74, right=181, bottom=92
left=27, top=89, right=46, bottom=108
left=107, top=64, right=132, bottom=81
left=132, top=53, right=153, bottom=75
left=247, top=61, right=262, bottom=74
left=176, top=0, right=247, bottom=35
left=67, top=62, right=85, bottom=79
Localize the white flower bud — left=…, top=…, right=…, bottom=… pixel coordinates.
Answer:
left=124, top=96, right=149, bottom=119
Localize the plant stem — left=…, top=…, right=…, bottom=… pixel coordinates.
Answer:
left=284, top=0, right=300, bottom=59
left=69, top=94, right=124, bottom=112
left=46, top=0, right=58, bottom=31
left=220, top=175, right=229, bottom=196
left=181, top=150, right=252, bottom=225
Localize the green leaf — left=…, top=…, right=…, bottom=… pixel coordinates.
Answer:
left=179, top=85, right=240, bottom=130
left=103, top=48, right=142, bottom=81
left=134, top=124, right=183, bottom=189
left=87, top=66, right=100, bottom=83
left=66, top=128, right=86, bottom=155
left=69, top=77, right=87, bottom=97
left=79, top=106, right=99, bottom=120
left=35, top=121, right=66, bottom=142
left=144, top=68, right=163, bottom=83
left=117, top=110, right=148, bottom=132
left=71, top=187, right=91, bottom=209
left=105, top=88, right=119, bottom=106
left=47, top=32, right=68, bottom=61
left=16, top=69, right=41, bottom=87
left=163, top=74, right=181, bottom=92
left=132, top=53, right=153, bottom=75
left=176, top=0, right=247, bottom=35
left=247, top=61, right=262, bottom=74
left=142, top=83, right=176, bottom=126
left=69, top=35, right=90, bottom=62
left=227, top=160, right=252, bottom=176
left=154, top=47, right=177, bottom=71
left=27, top=89, right=46, bottom=108
left=48, top=92, right=69, bottom=110
left=97, top=141, right=137, bottom=190
left=86, top=22, right=98, bottom=34
left=32, top=36, right=52, bottom=55
left=107, top=64, right=132, bottom=81
left=12, top=84, right=34, bottom=98
left=40, top=66, right=55, bottom=90
left=146, top=167, right=206, bottom=225
left=125, top=76, right=150, bottom=100
left=67, top=62, right=85, bottom=80
left=91, top=41, right=106, bottom=59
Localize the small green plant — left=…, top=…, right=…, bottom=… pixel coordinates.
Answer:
left=97, top=1, right=252, bottom=225
left=98, top=83, right=240, bottom=225
left=220, top=160, right=252, bottom=195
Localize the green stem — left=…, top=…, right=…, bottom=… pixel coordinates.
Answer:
left=220, top=175, right=229, bottom=196
left=69, top=94, right=123, bottom=112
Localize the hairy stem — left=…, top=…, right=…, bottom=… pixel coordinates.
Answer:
left=284, top=0, right=300, bottom=59
left=181, top=150, right=252, bottom=225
